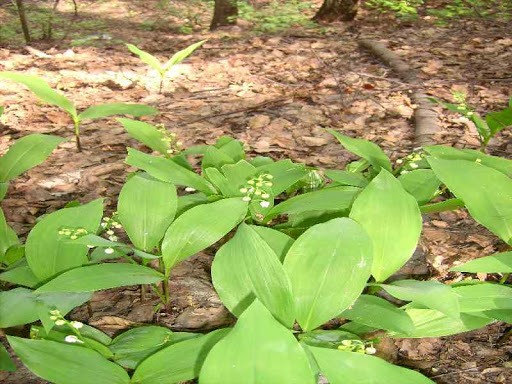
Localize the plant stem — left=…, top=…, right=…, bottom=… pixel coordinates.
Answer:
left=420, top=198, right=465, bottom=214
left=73, top=120, right=82, bottom=152
left=158, top=258, right=171, bottom=309
left=159, top=77, right=164, bottom=94
left=499, top=273, right=510, bottom=285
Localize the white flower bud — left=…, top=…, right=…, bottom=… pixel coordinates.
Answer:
left=240, top=188, right=248, bottom=193
left=64, top=335, right=81, bottom=343
left=365, top=347, right=377, bottom=355
left=104, top=247, right=115, bottom=254
left=396, top=159, right=403, bottom=164
left=260, top=201, right=270, bottom=208
left=242, top=196, right=251, bottom=202
left=261, top=193, right=270, bottom=199
left=55, top=319, right=66, bottom=326
left=185, top=187, right=196, bottom=192
left=71, top=321, right=83, bottom=329
left=410, top=163, right=419, bottom=169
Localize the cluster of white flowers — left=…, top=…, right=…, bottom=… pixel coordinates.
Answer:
left=101, top=212, right=122, bottom=242
left=338, top=339, right=376, bottom=355
left=157, top=124, right=182, bottom=155
left=57, top=227, right=88, bottom=240
left=240, top=173, right=273, bottom=208
left=396, top=151, right=426, bottom=175
left=48, top=310, right=85, bottom=344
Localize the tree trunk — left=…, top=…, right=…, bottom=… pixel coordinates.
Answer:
left=15, top=0, right=31, bottom=43
left=313, top=0, right=359, bottom=22
left=210, top=0, right=238, bottom=30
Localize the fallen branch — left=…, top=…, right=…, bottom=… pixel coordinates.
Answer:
left=358, top=39, right=440, bottom=146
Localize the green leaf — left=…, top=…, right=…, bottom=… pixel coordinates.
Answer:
left=398, top=169, right=441, bottom=205
left=200, top=300, right=316, bottom=384
left=117, top=118, right=168, bottom=155
left=249, top=225, right=294, bottom=262
left=0, top=72, right=77, bottom=118
left=450, top=251, right=512, bottom=273
left=126, top=44, right=163, bottom=73
left=176, top=193, right=208, bottom=216
left=424, top=145, right=512, bottom=178
left=118, top=173, right=177, bottom=251
left=0, top=342, right=16, bottom=372
left=283, top=218, right=372, bottom=331
left=266, top=186, right=359, bottom=221
left=164, top=40, right=207, bottom=70
left=340, top=295, right=414, bottom=334
left=299, top=330, right=360, bottom=349
left=0, top=208, right=19, bottom=263
left=110, top=326, right=174, bottom=369
left=350, top=170, right=422, bottom=282
left=0, top=182, right=7, bottom=200
left=202, top=146, right=236, bottom=170
left=256, top=159, right=309, bottom=195
left=325, top=169, right=369, bottom=188
left=328, top=130, right=392, bottom=172
left=378, top=280, right=460, bottom=319
left=216, top=137, right=245, bottom=162
left=395, top=309, right=492, bottom=338
left=309, top=347, right=434, bottom=384
left=428, top=158, right=512, bottom=244
left=78, top=103, right=158, bottom=121
left=0, top=265, right=40, bottom=287
left=35, top=263, right=164, bottom=293
left=455, top=283, right=512, bottom=313
left=0, top=288, right=91, bottom=328
left=25, top=199, right=103, bottom=280
left=221, top=160, right=258, bottom=192
left=486, top=106, right=512, bottom=136
left=8, top=337, right=129, bottom=384
left=161, top=198, right=248, bottom=272
left=212, top=224, right=295, bottom=327
left=126, top=148, right=216, bottom=194
left=132, top=328, right=228, bottom=384
left=0, top=134, right=65, bottom=182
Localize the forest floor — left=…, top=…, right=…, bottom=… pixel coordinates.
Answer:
left=0, top=0, right=511, bottom=383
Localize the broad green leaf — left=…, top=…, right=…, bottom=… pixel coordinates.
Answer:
left=78, top=103, right=158, bottom=121
left=299, top=330, right=360, bottom=349
left=0, top=72, right=77, bottom=117
left=328, top=130, right=392, bottom=172
left=118, top=173, right=177, bottom=251
left=0, top=342, right=16, bottom=372
left=202, top=146, right=235, bottom=170
left=350, top=170, right=422, bottom=282
left=454, top=283, right=512, bottom=313
left=486, top=106, right=512, bottom=136
left=200, top=300, right=316, bottom=384
left=266, top=186, right=359, bottom=221
left=216, top=137, right=245, bottom=162
left=250, top=225, right=294, bottom=262
left=164, top=40, right=206, bottom=70
left=126, top=44, right=163, bottom=72
left=310, top=347, right=434, bottom=384
left=0, top=265, right=39, bottom=287
left=126, top=148, right=216, bottom=194
left=132, top=328, right=228, bottom=384
left=398, top=169, right=441, bottom=205
left=161, top=198, right=248, bottom=272
left=325, top=169, right=369, bottom=188
left=424, top=145, right=512, bottom=178
left=428, top=158, right=512, bottom=244
left=256, top=159, right=309, bottom=195
left=0, top=208, right=19, bottom=262
left=35, top=263, right=164, bottom=293
left=221, top=160, right=258, bottom=192
left=450, top=251, right=512, bottom=273
left=378, top=280, right=460, bottom=319
left=212, top=224, right=295, bottom=327
left=176, top=193, right=208, bottom=216
left=25, top=199, right=103, bottom=280
left=0, top=288, right=91, bottom=328
left=117, top=118, right=168, bottom=155
left=0, top=134, right=65, bottom=182
left=204, top=167, right=233, bottom=196
left=110, top=326, right=174, bottom=369
left=340, top=295, right=414, bottom=334
left=283, top=218, right=372, bottom=331
left=8, top=337, right=129, bottom=384
left=394, top=309, right=492, bottom=338
left=0, top=181, right=7, bottom=200
left=482, top=309, right=512, bottom=323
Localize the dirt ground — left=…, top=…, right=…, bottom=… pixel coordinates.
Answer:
left=0, top=1, right=511, bottom=383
